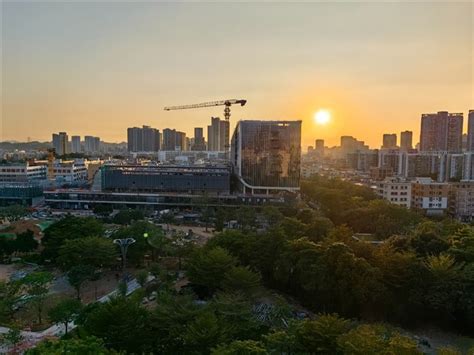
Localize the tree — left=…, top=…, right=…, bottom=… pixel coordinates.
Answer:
left=25, top=336, right=111, bottom=355
left=112, top=209, right=144, bottom=225
left=57, top=236, right=117, bottom=270
left=182, top=311, right=227, bottom=353
left=170, top=231, right=194, bottom=270
left=21, top=271, right=53, bottom=324
left=222, top=266, right=261, bottom=297
left=82, top=297, right=150, bottom=353
left=293, top=314, right=351, bottom=354
left=0, top=280, right=20, bottom=323
left=187, top=247, right=237, bottom=295
left=41, top=216, right=104, bottom=261
left=67, top=265, right=96, bottom=300
left=1, top=327, right=23, bottom=353
left=113, top=221, right=163, bottom=265
left=0, top=205, right=27, bottom=221
left=211, top=340, right=267, bottom=355
left=48, top=298, right=82, bottom=335
left=93, top=204, right=113, bottom=217
left=136, top=270, right=148, bottom=288
left=12, top=230, right=38, bottom=253
left=337, top=324, right=421, bottom=355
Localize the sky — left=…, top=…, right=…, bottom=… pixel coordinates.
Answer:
left=1, top=1, right=473, bottom=149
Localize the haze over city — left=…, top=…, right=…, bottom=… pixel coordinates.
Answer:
left=2, top=1, right=473, bottom=148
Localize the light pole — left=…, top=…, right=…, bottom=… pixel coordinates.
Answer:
left=113, top=238, right=136, bottom=280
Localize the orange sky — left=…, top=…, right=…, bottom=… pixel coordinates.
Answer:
left=1, top=2, right=473, bottom=148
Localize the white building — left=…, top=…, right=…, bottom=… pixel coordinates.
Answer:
left=0, top=163, right=47, bottom=183
left=376, top=177, right=411, bottom=208
left=53, top=161, right=88, bottom=184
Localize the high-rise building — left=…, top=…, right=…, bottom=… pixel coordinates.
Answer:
left=340, top=136, right=368, bottom=155
left=382, top=133, right=397, bottom=149
left=85, top=136, right=101, bottom=153
left=420, top=111, right=463, bottom=152
left=71, top=136, right=81, bottom=154
left=127, top=126, right=160, bottom=152
left=176, top=131, right=187, bottom=151
left=207, top=117, right=229, bottom=151
left=315, top=139, right=324, bottom=156
left=467, top=110, right=474, bottom=151
left=400, top=131, right=413, bottom=151
left=162, top=128, right=177, bottom=151
left=52, top=132, right=69, bottom=156
left=192, top=127, right=206, bottom=151
left=231, top=120, right=301, bottom=193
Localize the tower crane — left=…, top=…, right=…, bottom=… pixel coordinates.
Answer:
left=164, top=99, right=247, bottom=123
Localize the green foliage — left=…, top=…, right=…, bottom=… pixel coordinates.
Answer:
left=0, top=280, right=20, bottom=323
left=211, top=340, right=267, bottom=355
left=112, top=209, right=144, bottom=225
left=81, top=297, right=149, bottom=353
left=57, top=236, right=117, bottom=270
left=21, top=271, right=54, bottom=323
left=294, top=314, right=351, bottom=354
left=48, top=298, right=82, bottom=334
left=41, top=216, right=104, bottom=261
left=135, top=270, right=148, bottom=287
left=67, top=264, right=96, bottom=300
left=93, top=204, right=113, bottom=217
left=113, top=221, right=164, bottom=265
left=337, top=324, right=421, bottom=355
left=25, top=336, right=112, bottom=355
left=187, top=247, right=237, bottom=295
left=222, top=266, right=261, bottom=297
left=0, top=204, right=28, bottom=221
left=1, top=327, right=23, bottom=348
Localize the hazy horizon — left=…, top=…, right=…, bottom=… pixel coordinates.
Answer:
left=2, top=1, right=473, bottom=149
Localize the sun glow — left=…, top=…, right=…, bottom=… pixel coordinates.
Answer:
left=314, top=110, right=331, bottom=125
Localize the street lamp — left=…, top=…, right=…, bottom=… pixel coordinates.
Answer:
left=113, top=238, right=136, bottom=279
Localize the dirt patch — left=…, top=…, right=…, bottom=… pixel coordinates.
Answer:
left=0, top=264, right=17, bottom=281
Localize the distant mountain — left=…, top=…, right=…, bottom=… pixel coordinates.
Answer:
left=0, top=141, right=52, bottom=150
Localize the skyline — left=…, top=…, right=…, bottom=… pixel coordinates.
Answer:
left=2, top=1, right=473, bottom=148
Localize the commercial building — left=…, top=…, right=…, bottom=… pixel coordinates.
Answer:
left=400, top=131, right=413, bottom=151
left=207, top=117, right=229, bottom=152
left=382, top=133, right=397, bottom=149
left=231, top=120, right=301, bottom=193
left=127, top=126, right=160, bottom=152
left=0, top=183, right=44, bottom=206
left=71, top=136, right=81, bottom=154
left=0, top=163, right=47, bottom=183
left=101, top=164, right=230, bottom=194
left=411, top=177, right=449, bottom=215
left=420, top=111, right=463, bottom=152
left=376, top=177, right=411, bottom=208
left=192, top=127, right=206, bottom=151
left=52, top=161, right=88, bottom=185
left=52, top=132, right=70, bottom=156
left=340, top=136, right=369, bottom=156
left=315, top=139, right=325, bottom=156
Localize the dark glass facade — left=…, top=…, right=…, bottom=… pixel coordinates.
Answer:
left=231, top=120, right=301, bottom=189
left=101, top=165, right=230, bottom=194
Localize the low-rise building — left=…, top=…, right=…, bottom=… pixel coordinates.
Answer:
left=376, top=177, right=411, bottom=208
left=0, top=163, right=47, bottom=183
left=450, top=181, right=474, bottom=221
left=411, top=177, right=449, bottom=215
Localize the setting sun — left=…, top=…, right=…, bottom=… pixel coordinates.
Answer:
left=314, top=110, right=331, bottom=125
